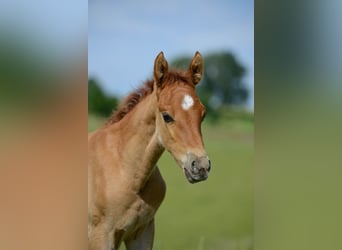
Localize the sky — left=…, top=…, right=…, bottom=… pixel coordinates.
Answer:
left=0, top=0, right=87, bottom=62
left=88, top=0, right=254, bottom=110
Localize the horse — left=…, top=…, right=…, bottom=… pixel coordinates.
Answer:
left=88, top=51, right=211, bottom=250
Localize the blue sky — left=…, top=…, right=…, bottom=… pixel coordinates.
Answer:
left=88, top=0, right=254, bottom=110
left=0, top=0, right=87, bottom=61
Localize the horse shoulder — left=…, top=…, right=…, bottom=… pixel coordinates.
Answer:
left=88, top=128, right=124, bottom=219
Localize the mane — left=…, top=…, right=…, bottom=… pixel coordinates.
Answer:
left=106, top=70, right=192, bottom=125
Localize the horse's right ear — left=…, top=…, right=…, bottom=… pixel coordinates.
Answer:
left=154, top=51, right=169, bottom=87
left=189, top=51, right=203, bottom=85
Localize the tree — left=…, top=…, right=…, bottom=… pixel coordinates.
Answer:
left=171, top=51, right=249, bottom=119
left=88, top=78, right=118, bottom=117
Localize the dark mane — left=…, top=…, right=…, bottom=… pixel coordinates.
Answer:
left=106, top=70, right=192, bottom=125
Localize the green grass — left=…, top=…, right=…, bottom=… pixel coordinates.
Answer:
left=88, top=113, right=253, bottom=250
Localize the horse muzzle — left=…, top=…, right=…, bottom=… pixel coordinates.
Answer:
left=183, top=153, right=211, bottom=184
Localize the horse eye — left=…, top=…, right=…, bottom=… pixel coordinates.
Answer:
left=162, top=112, right=174, bottom=123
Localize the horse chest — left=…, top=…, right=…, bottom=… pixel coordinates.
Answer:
left=116, top=196, right=155, bottom=236
left=115, top=172, right=166, bottom=238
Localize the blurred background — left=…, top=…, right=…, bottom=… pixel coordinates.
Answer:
left=1, top=1, right=342, bottom=250
left=89, top=1, right=254, bottom=249
left=0, top=1, right=88, bottom=250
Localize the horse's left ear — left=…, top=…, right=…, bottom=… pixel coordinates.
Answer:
left=154, top=51, right=169, bottom=87
left=189, top=51, right=203, bottom=85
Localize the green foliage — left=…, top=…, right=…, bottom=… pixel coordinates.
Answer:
left=203, top=52, right=248, bottom=105
left=88, top=78, right=118, bottom=117
left=172, top=52, right=249, bottom=121
left=0, top=30, right=60, bottom=110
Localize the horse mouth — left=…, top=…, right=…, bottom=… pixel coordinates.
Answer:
left=184, top=168, right=208, bottom=184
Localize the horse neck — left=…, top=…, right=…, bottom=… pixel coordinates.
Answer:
left=110, top=92, right=164, bottom=191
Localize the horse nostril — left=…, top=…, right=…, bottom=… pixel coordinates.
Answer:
left=191, top=160, right=200, bottom=174
left=207, top=160, right=211, bottom=172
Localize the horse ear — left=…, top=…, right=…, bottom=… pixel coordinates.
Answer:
left=189, top=51, right=203, bottom=85
left=154, top=51, right=169, bottom=87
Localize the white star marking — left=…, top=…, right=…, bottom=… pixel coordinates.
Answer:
left=182, top=94, right=194, bottom=110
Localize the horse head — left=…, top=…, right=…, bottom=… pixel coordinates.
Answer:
left=153, top=51, right=211, bottom=183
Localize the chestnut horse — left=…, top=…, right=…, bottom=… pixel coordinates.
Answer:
left=88, top=51, right=211, bottom=250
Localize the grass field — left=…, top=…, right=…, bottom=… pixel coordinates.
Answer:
left=88, top=112, right=254, bottom=250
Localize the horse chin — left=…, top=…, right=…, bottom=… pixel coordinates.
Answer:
left=183, top=167, right=207, bottom=184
